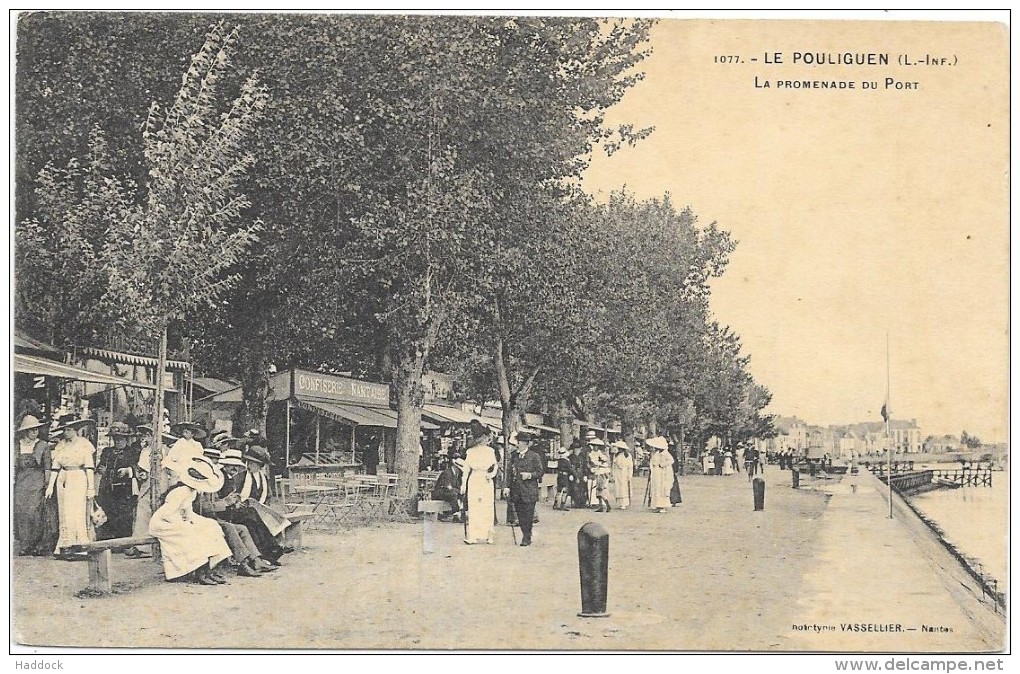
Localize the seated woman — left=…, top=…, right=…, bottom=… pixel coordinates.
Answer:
left=148, top=454, right=232, bottom=586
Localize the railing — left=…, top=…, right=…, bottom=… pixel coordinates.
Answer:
left=868, top=463, right=993, bottom=490
left=931, top=468, right=993, bottom=487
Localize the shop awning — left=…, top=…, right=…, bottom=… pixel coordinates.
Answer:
left=531, top=423, right=561, bottom=435
left=14, top=353, right=158, bottom=390
left=422, top=404, right=478, bottom=425
left=190, top=376, right=237, bottom=395
left=422, top=404, right=504, bottom=432
left=77, top=346, right=190, bottom=371
left=296, top=399, right=438, bottom=430
left=15, top=331, right=64, bottom=357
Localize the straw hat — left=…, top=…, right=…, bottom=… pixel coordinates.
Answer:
left=171, top=421, right=207, bottom=440
left=17, top=415, right=45, bottom=434
left=209, top=430, right=231, bottom=447
left=611, top=440, right=630, bottom=450
left=218, top=447, right=246, bottom=467
left=50, top=414, right=96, bottom=434
left=584, top=430, right=597, bottom=440
left=646, top=436, right=669, bottom=450
left=176, top=455, right=225, bottom=493
left=203, top=446, right=223, bottom=461
left=588, top=437, right=606, bottom=447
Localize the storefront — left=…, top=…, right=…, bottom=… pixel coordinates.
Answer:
left=14, top=352, right=162, bottom=447
left=196, top=368, right=439, bottom=476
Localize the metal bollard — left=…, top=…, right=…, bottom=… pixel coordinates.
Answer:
left=577, top=522, right=611, bottom=618
left=792, top=469, right=800, bottom=489
left=753, top=477, right=765, bottom=511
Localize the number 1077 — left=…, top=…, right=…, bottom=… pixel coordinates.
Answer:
left=714, top=55, right=740, bottom=63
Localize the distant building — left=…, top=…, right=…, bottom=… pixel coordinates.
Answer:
left=924, top=434, right=962, bottom=453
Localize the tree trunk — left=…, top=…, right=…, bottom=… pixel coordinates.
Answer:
left=239, top=354, right=270, bottom=436
left=149, top=324, right=168, bottom=515
left=393, top=355, right=424, bottom=500
left=557, top=398, right=573, bottom=449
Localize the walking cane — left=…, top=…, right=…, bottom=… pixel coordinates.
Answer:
left=461, top=467, right=471, bottom=540
left=504, top=495, right=517, bottom=545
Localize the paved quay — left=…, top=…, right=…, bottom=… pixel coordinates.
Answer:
left=12, top=466, right=1005, bottom=651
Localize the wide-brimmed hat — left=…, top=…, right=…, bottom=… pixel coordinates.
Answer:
left=109, top=421, right=137, bottom=437
left=203, top=446, right=223, bottom=461
left=135, top=424, right=179, bottom=444
left=177, top=455, right=225, bottom=493
left=243, top=445, right=271, bottom=466
left=170, top=421, right=207, bottom=440
left=584, top=430, right=597, bottom=440
left=588, top=437, right=605, bottom=446
left=611, top=440, right=630, bottom=450
left=515, top=427, right=538, bottom=442
left=50, top=414, right=96, bottom=434
left=208, top=430, right=230, bottom=446
left=218, top=447, right=246, bottom=467
left=467, top=419, right=491, bottom=447
left=17, top=415, right=45, bottom=434
left=646, top=436, right=669, bottom=450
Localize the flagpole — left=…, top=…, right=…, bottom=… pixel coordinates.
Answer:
left=886, top=332, right=892, bottom=520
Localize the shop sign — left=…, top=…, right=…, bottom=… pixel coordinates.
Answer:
left=293, top=369, right=390, bottom=406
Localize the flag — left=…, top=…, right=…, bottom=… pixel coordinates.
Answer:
left=880, top=402, right=889, bottom=422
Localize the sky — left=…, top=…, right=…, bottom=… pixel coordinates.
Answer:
left=583, top=13, right=1009, bottom=442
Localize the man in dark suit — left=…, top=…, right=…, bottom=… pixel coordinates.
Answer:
left=96, top=422, right=142, bottom=540
left=508, top=428, right=543, bottom=547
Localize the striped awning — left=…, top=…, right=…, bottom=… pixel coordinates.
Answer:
left=77, top=346, right=190, bottom=371
left=14, top=353, right=158, bottom=390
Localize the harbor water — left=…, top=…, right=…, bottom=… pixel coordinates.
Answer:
left=909, top=470, right=1009, bottom=591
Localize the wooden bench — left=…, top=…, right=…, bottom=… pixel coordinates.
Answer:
left=418, top=500, right=453, bottom=554
left=78, top=536, right=159, bottom=595
left=281, top=510, right=316, bottom=551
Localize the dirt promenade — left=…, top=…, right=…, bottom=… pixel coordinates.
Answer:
left=12, top=466, right=1005, bottom=651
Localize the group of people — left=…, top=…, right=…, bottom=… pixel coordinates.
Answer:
left=429, top=423, right=691, bottom=547
left=13, top=409, right=294, bottom=585
left=697, top=443, right=766, bottom=477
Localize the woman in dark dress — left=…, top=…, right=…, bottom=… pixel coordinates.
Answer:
left=13, top=415, right=59, bottom=556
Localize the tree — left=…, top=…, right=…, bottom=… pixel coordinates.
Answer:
left=15, top=126, right=144, bottom=347
left=100, top=22, right=267, bottom=505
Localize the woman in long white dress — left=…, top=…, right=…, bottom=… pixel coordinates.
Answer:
left=611, top=441, right=634, bottom=510
left=460, top=420, right=499, bottom=544
left=45, top=416, right=98, bottom=558
left=722, top=451, right=735, bottom=476
left=647, top=437, right=674, bottom=513
left=148, top=454, right=231, bottom=585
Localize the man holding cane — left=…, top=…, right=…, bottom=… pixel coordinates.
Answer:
left=508, top=428, right=543, bottom=547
